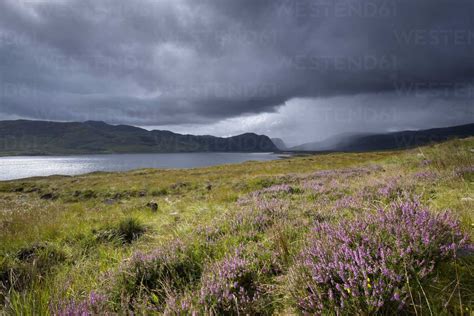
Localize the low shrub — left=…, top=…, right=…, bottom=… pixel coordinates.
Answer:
left=199, top=249, right=262, bottom=315
left=52, top=291, right=108, bottom=315
left=233, top=199, right=290, bottom=234
left=290, top=199, right=469, bottom=314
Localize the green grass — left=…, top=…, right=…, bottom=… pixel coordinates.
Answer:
left=0, top=138, right=473, bottom=314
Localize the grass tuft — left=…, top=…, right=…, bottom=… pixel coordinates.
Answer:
left=94, top=217, right=147, bottom=244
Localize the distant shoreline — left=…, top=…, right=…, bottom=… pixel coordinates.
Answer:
left=0, top=151, right=283, bottom=158
left=0, top=152, right=285, bottom=181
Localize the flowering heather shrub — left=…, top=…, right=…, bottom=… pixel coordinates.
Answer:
left=255, top=197, right=290, bottom=215
left=239, top=184, right=298, bottom=203
left=197, top=224, right=227, bottom=244
left=413, top=170, right=438, bottom=181
left=332, top=195, right=362, bottom=212
left=306, top=165, right=382, bottom=181
left=292, top=200, right=469, bottom=314
left=300, top=180, right=326, bottom=193
left=232, top=198, right=290, bottom=233
left=420, top=159, right=433, bottom=167
left=301, top=178, right=350, bottom=198
left=53, top=291, right=108, bottom=315
left=113, top=240, right=202, bottom=310
left=261, top=184, right=295, bottom=194
left=360, top=177, right=416, bottom=203
left=163, top=293, right=198, bottom=315
left=200, top=250, right=261, bottom=314
left=377, top=177, right=403, bottom=199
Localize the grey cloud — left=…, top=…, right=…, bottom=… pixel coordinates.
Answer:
left=0, top=0, right=473, bottom=129
left=159, top=95, right=473, bottom=146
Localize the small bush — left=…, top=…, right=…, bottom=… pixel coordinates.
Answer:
left=290, top=199, right=469, bottom=314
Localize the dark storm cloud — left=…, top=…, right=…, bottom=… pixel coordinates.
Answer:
left=0, top=0, right=473, bottom=126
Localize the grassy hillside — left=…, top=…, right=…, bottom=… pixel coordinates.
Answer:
left=0, top=120, right=277, bottom=156
left=0, top=138, right=473, bottom=314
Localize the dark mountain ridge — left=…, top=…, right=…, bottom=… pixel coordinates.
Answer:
left=0, top=120, right=278, bottom=156
left=291, top=132, right=374, bottom=151
left=291, top=123, right=474, bottom=152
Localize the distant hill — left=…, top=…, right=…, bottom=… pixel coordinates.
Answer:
left=291, top=123, right=474, bottom=152
left=0, top=120, right=278, bottom=156
left=271, top=138, right=287, bottom=150
left=291, top=132, right=373, bottom=151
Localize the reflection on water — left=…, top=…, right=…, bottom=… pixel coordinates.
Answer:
left=0, top=152, right=280, bottom=181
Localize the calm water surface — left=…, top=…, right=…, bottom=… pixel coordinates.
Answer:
left=0, top=153, right=281, bottom=181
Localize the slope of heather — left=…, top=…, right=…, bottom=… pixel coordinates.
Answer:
left=0, top=138, right=473, bottom=314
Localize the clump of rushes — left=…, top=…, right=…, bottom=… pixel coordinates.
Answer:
left=95, top=217, right=146, bottom=244
left=117, top=217, right=146, bottom=243
left=112, top=240, right=202, bottom=311
left=199, top=249, right=261, bottom=315
left=291, top=199, right=469, bottom=314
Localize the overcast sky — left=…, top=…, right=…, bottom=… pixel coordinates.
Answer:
left=1, top=0, right=473, bottom=145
